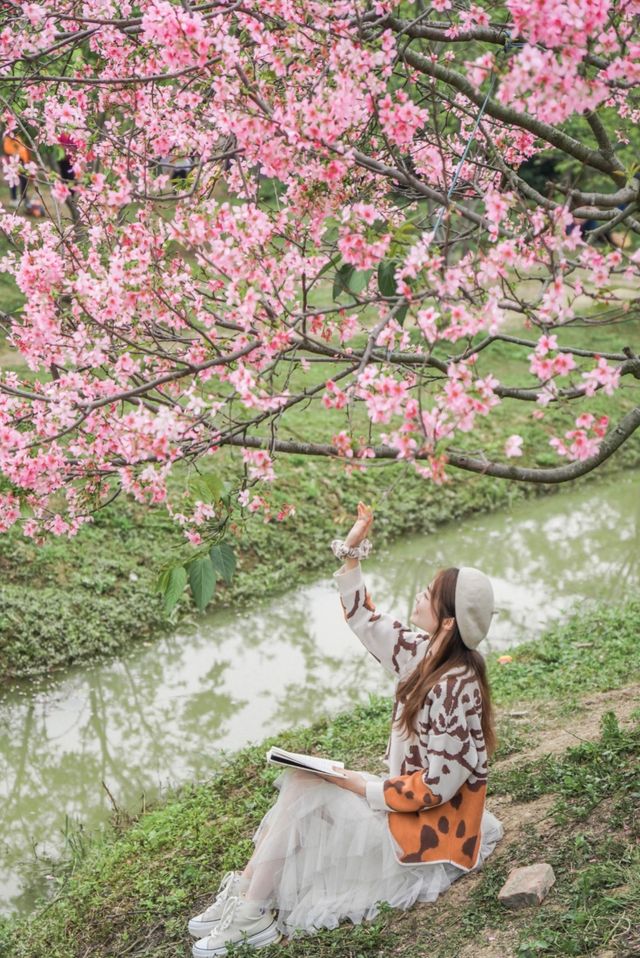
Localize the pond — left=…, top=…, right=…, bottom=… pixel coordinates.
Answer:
left=0, top=471, right=638, bottom=916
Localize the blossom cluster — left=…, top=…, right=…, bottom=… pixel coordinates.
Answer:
left=550, top=413, right=609, bottom=461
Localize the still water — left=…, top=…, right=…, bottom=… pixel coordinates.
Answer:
left=0, top=472, right=638, bottom=915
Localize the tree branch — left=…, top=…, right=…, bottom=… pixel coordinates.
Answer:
left=398, top=46, right=620, bottom=176
left=218, top=404, right=640, bottom=484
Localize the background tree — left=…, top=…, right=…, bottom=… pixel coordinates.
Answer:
left=0, top=1, right=638, bottom=599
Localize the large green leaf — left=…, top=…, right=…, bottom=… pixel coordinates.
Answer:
left=162, top=565, right=187, bottom=614
left=333, top=263, right=374, bottom=299
left=187, top=557, right=217, bottom=611
left=348, top=268, right=373, bottom=294
left=377, top=259, right=398, bottom=297
left=209, top=543, right=236, bottom=585
left=155, top=566, right=172, bottom=595
left=394, top=219, right=421, bottom=239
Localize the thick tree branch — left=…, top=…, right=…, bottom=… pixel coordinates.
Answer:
left=399, top=47, right=620, bottom=176
left=583, top=110, right=625, bottom=171
left=218, top=404, right=640, bottom=484
left=294, top=337, right=640, bottom=402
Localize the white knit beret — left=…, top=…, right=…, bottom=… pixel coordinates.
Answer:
left=455, top=567, right=494, bottom=649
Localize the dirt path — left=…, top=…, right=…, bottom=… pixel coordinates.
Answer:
left=496, top=682, right=640, bottom=772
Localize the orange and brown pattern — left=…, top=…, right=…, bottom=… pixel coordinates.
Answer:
left=385, top=778, right=486, bottom=870
left=382, top=671, right=487, bottom=870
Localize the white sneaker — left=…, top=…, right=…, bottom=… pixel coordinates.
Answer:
left=192, top=895, right=281, bottom=957
left=188, top=871, right=245, bottom=938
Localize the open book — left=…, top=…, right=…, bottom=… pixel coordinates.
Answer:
left=266, top=746, right=347, bottom=779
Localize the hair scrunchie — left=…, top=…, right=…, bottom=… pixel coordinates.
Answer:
left=331, top=538, right=372, bottom=560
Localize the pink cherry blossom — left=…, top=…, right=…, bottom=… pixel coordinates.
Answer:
left=594, top=416, right=609, bottom=438
left=242, top=449, right=276, bottom=481
left=582, top=357, right=621, bottom=397
left=378, top=89, right=428, bottom=147
left=552, top=353, right=576, bottom=376
left=337, top=228, right=390, bottom=270
left=504, top=434, right=524, bottom=457
left=332, top=431, right=353, bottom=458
left=536, top=334, right=559, bottom=356
left=484, top=188, right=512, bottom=227
left=529, top=354, right=554, bottom=380
left=416, top=307, right=439, bottom=343
left=322, top=380, right=349, bottom=410
left=0, top=492, right=21, bottom=533
left=575, top=412, right=595, bottom=429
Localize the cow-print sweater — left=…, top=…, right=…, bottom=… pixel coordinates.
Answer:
left=334, top=563, right=488, bottom=872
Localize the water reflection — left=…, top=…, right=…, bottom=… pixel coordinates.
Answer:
left=0, top=472, right=637, bottom=915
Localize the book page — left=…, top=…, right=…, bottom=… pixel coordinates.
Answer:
left=266, top=746, right=347, bottom=778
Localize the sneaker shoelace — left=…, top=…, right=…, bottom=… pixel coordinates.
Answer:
left=217, top=894, right=242, bottom=934
left=202, top=871, right=237, bottom=919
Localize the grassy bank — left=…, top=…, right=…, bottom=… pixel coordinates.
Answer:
left=1, top=323, right=639, bottom=682
left=1, top=596, right=638, bottom=958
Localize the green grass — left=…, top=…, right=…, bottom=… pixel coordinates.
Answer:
left=1, top=597, right=638, bottom=958
left=488, top=597, right=640, bottom=711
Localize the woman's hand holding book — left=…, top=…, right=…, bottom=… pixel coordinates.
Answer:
left=317, top=767, right=367, bottom=796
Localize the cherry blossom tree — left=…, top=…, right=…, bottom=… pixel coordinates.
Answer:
left=0, top=0, right=639, bottom=589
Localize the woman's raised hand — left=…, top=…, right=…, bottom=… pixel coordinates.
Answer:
left=344, top=501, right=373, bottom=549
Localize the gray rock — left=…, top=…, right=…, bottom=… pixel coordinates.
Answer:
left=498, top=863, right=556, bottom=909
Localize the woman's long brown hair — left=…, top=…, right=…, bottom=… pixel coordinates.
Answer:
left=395, top=567, right=497, bottom=757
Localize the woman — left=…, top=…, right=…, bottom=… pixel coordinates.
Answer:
left=189, top=503, right=503, bottom=957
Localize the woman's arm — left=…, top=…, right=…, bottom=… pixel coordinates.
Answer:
left=335, top=565, right=428, bottom=677
left=334, top=503, right=429, bottom=678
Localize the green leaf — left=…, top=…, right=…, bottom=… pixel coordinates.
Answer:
left=322, top=226, right=339, bottom=244
left=332, top=263, right=354, bottom=300
left=394, top=219, right=420, bottom=239
left=209, top=543, right=236, bottom=585
left=348, top=268, right=373, bottom=294
left=395, top=304, right=409, bottom=326
left=377, top=260, right=398, bottom=297
left=187, top=557, right=216, bottom=611
left=162, top=565, right=187, bottom=614
left=218, top=480, right=233, bottom=509
left=316, top=254, right=339, bottom=278
left=188, top=473, right=225, bottom=504
left=155, top=567, right=170, bottom=593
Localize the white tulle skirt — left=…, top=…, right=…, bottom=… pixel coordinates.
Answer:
left=245, top=769, right=504, bottom=937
